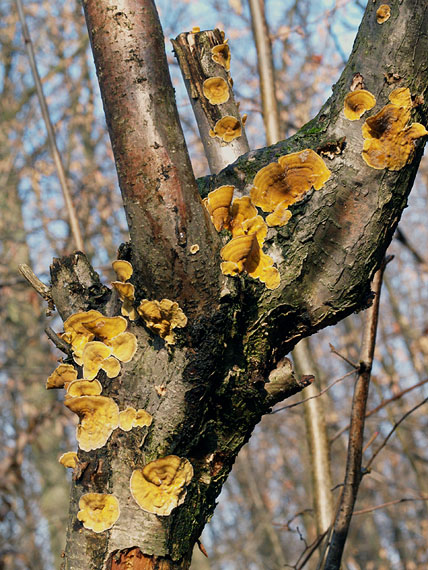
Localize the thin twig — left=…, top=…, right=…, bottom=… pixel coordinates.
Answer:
left=362, top=431, right=379, bottom=454
left=273, top=369, right=356, bottom=413
left=329, top=343, right=359, bottom=369
left=353, top=496, right=428, bottom=516
left=365, top=397, right=428, bottom=471
left=14, top=0, right=84, bottom=252
left=323, top=260, right=387, bottom=570
left=330, top=377, right=428, bottom=443
left=45, top=327, right=72, bottom=356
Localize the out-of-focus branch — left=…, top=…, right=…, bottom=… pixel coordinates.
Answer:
left=324, top=260, right=388, bottom=570
left=14, top=0, right=84, bottom=253
left=248, top=0, right=281, bottom=145
left=365, top=397, right=428, bottom=471
left=395, top=227, right=428, bottom=267
left=293, top=341, right=333, bottom=535
left=331, top=377, right=428, bottom=443
left=353, top=496, right=428, bottom=516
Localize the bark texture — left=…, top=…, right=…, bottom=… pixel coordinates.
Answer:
left=51, top=0, right=427, bottom=568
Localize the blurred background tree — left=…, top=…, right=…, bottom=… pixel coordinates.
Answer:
left=1, top=1, right=427, bottom=568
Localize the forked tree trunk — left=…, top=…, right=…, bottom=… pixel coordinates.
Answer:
left=44, top=0, right=428, bottom=568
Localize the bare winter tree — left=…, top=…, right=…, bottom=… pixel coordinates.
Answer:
left=18, top=0, right=427, bottom=568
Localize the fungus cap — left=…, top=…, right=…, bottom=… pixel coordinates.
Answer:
left=344, top=89, right=376, bottom=121
left=46, top=363, right=77, bottom=389
left=119, top=407, right=153, bottom=431
left=388, top=87, right=412, bottom=109
left=58, top=451, right=78, bottom=469
left=205, top=185, right=234, bottom=231
left=83, top=315, right=128, bottom=343
left=250, top=150, right=331, bottom=213
left=105, top=331, right=138, bottom=363
left=65, top=395, right=120, bottom=451
left=209, top=116, right=242, bottom=142
left=362, top=87, right=427, bottom=170
left=137, top=299, right=187, bottom=345
left=376, top=4, right=391, bottom=24
left=211, top=43, right=231, bottom=71
left=66, top=379, right=102, bottom=398
left=221, top=234, right=280, bottom=289
left=232, top=215, right=268, bottom=246
left=230, top=197, right=258, bottom=236
left=130, top=455, right=193, bottom=516
left=77, top=493, right=120, bottom=533
left=82, top=341, right=114, bottom=381
left=266, top=202, right=293, bottom=227
left=202, top=77, right=230, bottom=105
left=111, top=282, right=137, bottom=320
left=112, top=260, right=133, bottom=282
left=62, top=310, right=101, bottom=362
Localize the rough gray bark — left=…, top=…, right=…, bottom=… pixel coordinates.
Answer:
left=43, top=0, right=428, bottom=568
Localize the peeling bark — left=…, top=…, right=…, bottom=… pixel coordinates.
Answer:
left=50, top=0, right=428, bottom=568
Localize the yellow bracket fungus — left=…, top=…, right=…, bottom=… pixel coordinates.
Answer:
left=137, top=299, right=187, bottom=345
left=65, top=395, right=119, bottom=451
left=220, top=234, right=280, bottom=290
left=112, top=259, right=133, bottom=282
left=362, top=87, right=428, bottom=170
left=119, top=407, right=153, bottom=431
left=250, top=149, right=331, bottom=224
left=209, top=116, right=242, bottom=142
left=204, top=185, right=234, bottom=231
left=376, top=5, right=391, bottom=24
left=46, top=363, right=77, bottom=389
left=344, top=89, right=376, bottom=121
left=232, top=215, right=268, bottom=245
left=62, top=311, right=125, bottom=364
left=58, top=451, right=78, bottom=469
left=66, top=379, right=102, bottom=398
left=105, top=331, right=138, bottom=363
left=82, top=341, right=119, bottom=381
left=112, top=282, right=137, bottom=321
left=211, top=43, right=231, bottom=71
left=266, top=202, right=293, bottom=228
left=130, top=455, right=194, bottom=516
left=202, top=77, right=230, bottom=105
left=62, top=310, right=136, bottom=367
left=229, top=196, right=258, bottom=235
left=77, top=493, right=120, bottom=533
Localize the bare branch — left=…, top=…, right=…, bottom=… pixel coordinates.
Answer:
left=365, top=397, right=428, bottom=471
left=353, top=497, right=428, bottom=516
left=14, top=0, right=84, bottom=252
left=324, top=260, right=387, bottom=569
left=272, top=369, right=356, bottom=413
left=18, top=264, right=52, bottom=302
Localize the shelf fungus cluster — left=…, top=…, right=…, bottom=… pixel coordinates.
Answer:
left=361, top=87, right=428, bottom=171
left=205, top=150, right=332, bottom=290
left=137, top=299, right=187, bottom=345
left=130, top=455, right=194, bottom=516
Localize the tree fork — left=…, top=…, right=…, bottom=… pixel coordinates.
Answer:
left=49, top=0, right=428, bottom=568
